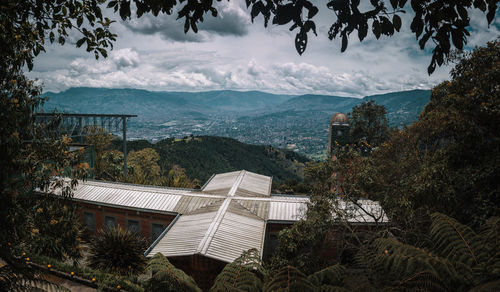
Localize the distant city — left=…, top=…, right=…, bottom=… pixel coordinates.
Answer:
left=42, top=87, right=431, bottom=159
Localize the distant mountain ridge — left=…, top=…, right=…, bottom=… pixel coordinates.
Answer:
left=41, top=87, right=431, bottom=157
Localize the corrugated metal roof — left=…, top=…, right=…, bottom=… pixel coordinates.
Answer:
left=147, top=200, right=266, bottom=263
left=235, top=171, right=272, bottom=197
left=55, top=170, right=388, bottom=264
left=148, top=210, right=219, bottom=257
left=205, top=210, right=265, bottom=262
left=203, top=170, right=272, bottom=197
left=202, top=171, right=240, bottom=194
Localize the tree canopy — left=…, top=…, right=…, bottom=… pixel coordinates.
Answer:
left=348, top=100, right=390, bottom=146
left=366, top=40, right=500, bottom=228
left=2, top=0, right=499, bottom=75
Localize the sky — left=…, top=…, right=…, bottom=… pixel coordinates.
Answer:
left=27, top=1, right=500, bottom=98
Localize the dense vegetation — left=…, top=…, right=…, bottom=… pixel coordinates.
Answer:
left=1, top=0, right=498, bottom=289
left=111, top=136, right=309, bottom=187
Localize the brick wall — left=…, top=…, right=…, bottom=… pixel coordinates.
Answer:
left=76, top=201, right=176, bottom=241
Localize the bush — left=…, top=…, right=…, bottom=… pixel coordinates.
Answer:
left=88, top=226, right=148, bottom=275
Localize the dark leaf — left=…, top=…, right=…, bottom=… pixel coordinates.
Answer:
left=399, top=0, right=408, bottom=8
left=457, top=5, right=468, bottom=20
left=410, top=16, right=423, bottom=38
left=303, top=20, right=317, bottom=36
left=274, top=4, right=295, bottom=25
left=419, top=31, right=432, bottom=49
left=77, top=16, right=83, bottom=27
left=393, top=15, right=402, bottom=32
left=372, top=20, right=381, bottom=39
left=251, top=1, right=265, bottom=23
left=451, top=29, right=463, bottom=49
left=49, top=31, right=55, bottom=43
left=184, top=18, right=189, bottom=33
left=380, top=16, right=394, bottom=35
left=308, top=6, right=319, bottom=19
left=358, top=21, right=368, bottom=41
left=191, top=20, right=198, bottom=33
left=76, top=38, right=85, bottom=48
left=390, top=0, right=398, bottom=9
left=107, top=1, right=117, bottom=8
left=328, top=0, right=348, bottom=11
left=473, top=0, right=487, bottom=12
left=428, top=59, right=436, bottom=74
left=295, top=32, right=307, bottom=55
left=486, top=2, right=497, bottom=25
left=341, top=32, right=348, bottom=52
left=119, top=0, right=131, bottom=20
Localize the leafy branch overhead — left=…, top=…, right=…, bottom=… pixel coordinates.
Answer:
left=5, top=0, right=498, bottom=75
left=246, top=0, right=498, bottom=74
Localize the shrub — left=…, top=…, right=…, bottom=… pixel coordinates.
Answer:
left=88, top=226, right=148, bottom=275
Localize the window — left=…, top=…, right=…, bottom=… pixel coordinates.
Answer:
left=151, top=223, right=165, bottom=241
left=83, top=212, right=96, bottom=231
left=104, top=216, right=116, bottom=229
left=128, top=220, right=140, bottom=234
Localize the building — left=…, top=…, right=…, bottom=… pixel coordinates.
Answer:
left=328, top=113, right=350, bottom=156
left=63, top=169, right=386, bottom=289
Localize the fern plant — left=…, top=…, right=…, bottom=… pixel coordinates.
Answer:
left=210, top=248, right=267, bottom=292
left=0, top=264, right=70, bottom=292
left=428, top=212, right=500, bottom=289
left=263, top=265, right=316, bottom=292
left=145, top=253, right=201, bottom=292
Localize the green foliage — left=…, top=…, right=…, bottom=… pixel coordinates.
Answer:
left=145, top=253, right=201, bottom=292
left=101, top=150, right=126, bottom=181
left=28, top=197, right=84, bottom=261
left=83, top=126, right=113, bottom=179
left=348, top=100, right=390, bottom=146
left=263, top=265, right=316, bottom=292
left=165, top=165, right=196, bottom=188
left=308, top=264, right=346, bottom=289
left=127, top=148, right=164, bottom=185
left=366, top=40, right=500, bottom=228
left=113, top=136, right=308, bottom=186
left=88, top=226, right=147, bottom=275
left=210, top=249, right=267, bottom=292
left=29, top=253, right=144, bottom=292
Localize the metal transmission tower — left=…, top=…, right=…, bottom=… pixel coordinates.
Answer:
left=34, top=113, right=137, bottom=177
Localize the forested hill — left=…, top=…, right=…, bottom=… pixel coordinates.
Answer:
left=112, top=136, right=309, bottom=184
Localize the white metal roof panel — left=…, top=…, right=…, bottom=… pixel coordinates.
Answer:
left=205, top=211, right=266, bottom=263
left=71, top=181, right=184, bottom=213
left=202, top=171, right=241, bottom=193
left=268, top=200, right=307, bottom=221
left=148, top=211, right=218, bottom=257
left=236, top=171, right=272, bottom=197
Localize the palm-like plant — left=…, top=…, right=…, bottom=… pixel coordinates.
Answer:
left=88, top=226, right=147, bottom=275
left=210, top=249, right=267, bottom=292
left=145, top=253, right=201, bottom=292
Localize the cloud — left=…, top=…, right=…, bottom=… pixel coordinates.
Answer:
left=111, top=48, right=140, bottom=68
left=123, top=1, right=250, bottom=42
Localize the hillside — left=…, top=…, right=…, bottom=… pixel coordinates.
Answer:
left=43, top=87, right=431, bottom=157
left=363, top=89, right=431, bottom=126
left=112, top=136, right=309, bottom=184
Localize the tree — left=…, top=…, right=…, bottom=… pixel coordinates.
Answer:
left=165, top=165, right=196, bottom=188
left=348, top=100, right=390, bottom=146
left=84, top=125, right=113, bottom=178
left=127, top=148, right=164, bottom=185
left=367, top=40, right=500, bottom=228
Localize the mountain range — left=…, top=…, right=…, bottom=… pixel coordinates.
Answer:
left=41, top=87, right=431, bottom=158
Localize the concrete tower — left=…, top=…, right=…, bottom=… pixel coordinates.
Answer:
left=328, top=112, right=350, bottom=156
